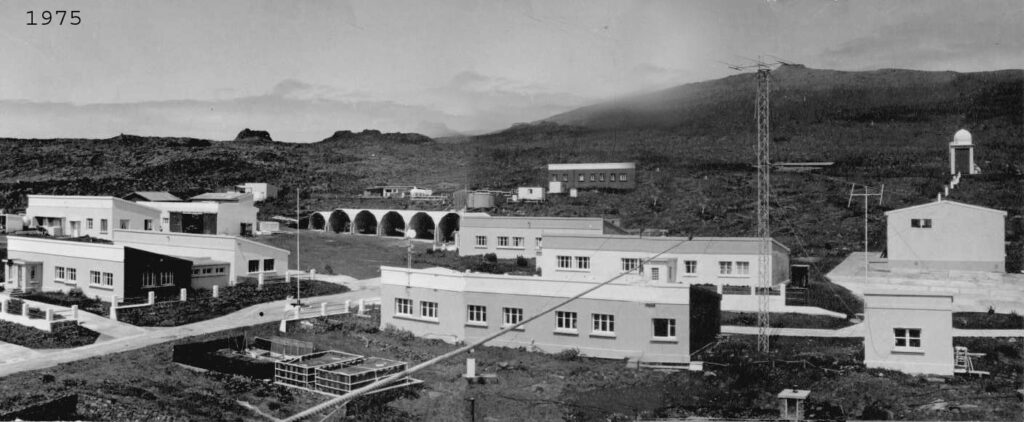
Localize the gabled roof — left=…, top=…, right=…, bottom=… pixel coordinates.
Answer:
left=124, top=191, right=182, bottom=202
left=884, top=200, right=1007, bottom=217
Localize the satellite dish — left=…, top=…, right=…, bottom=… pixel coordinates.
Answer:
left=406, top=229, right=417, bottom=239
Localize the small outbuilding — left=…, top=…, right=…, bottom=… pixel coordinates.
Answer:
left=777, top=389, right=810, bottom=421
left=863, top=291, right=954, bottom=376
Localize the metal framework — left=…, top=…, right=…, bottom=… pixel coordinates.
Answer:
left=847, top=183, right=884, bottom=282
left=755, top=68, right=772, bottom=353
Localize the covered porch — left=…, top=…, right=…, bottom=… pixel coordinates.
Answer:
left=2, top=259, right=43, bottom=292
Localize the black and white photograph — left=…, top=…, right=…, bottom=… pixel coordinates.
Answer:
left=0, top=1, right=1021, bottom=420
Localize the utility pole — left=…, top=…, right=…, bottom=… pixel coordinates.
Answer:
left=726, top=57, right=786, bottom=353
left=848, top=184, right=884, bottom=281
left=296, top=188, right=301, bottom=305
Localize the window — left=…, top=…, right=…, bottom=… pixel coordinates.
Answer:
left=653, top=318, right=676, bottom=339
left=599, top=173, right=605, bottom=182
left=144, top=219, right=153, bottom=231
left=86, top=218, right=94, bottom=229
left=142, top=273, right=156, bottom=287
left=395, top=298, right=413, bottom=316
left=719, top=261, right=733, bottom=275
left=119, top=219, right=130, bottom=230
left=162, top=217, right=169, bottom=227
left=248, top=260, right=260, bottom=273
left=216, top=267, right=225, bottom=273
left=67, top=268, right=76, bottom=281
left=557, top=255, right=573, bottom=269
left=192, top=269, right=200, bottom=276
left=497, top=236, right=509, bottom=247
left=535, top=237, right=543, bottom=248
left=621, top=258, right=641, bottom=272
left=512, top=237, right=524, bottom=248
left=575, top=256, right=590, bottom=270
left=610, top=173, right=617, bottom=182
left=100, top=219, right=109, bottom=234
left=421, top=301, right=438, bottom=319
left=894, top=328, right=922, bottom=350
left=55, top=266, right=65, bottom=281
left=103, top=272, right=114, bottom=286
left=562, top=174, right=568, bottom=182
left=911, top=218, right=933, bottom=228
left=161, top=272, right=173, bottom=285
left=90, top=271, right=102, bottom=286
left=578, top=174, right=585, bottom=182
left=650, top=267, right=660, bottom=281
left=263, top=259, right=275, bottom=271
left=620, top=173, right=627, bottom=182
left=502, top=307, right=524, bottom=326
left=555, top=311, right=577, bottom=331
left=592, top=313, right=615, bottom=334
left=590, top=174, right=596, bottom=182
left=684, top=260, right=697, bottom=274
left=475, top=236, right=487, bottom=247
left=203, top=268, right=213, bottom=274
left=467, top=305, right=487, bottom=324
left=736, top=261, right=750, bottom=275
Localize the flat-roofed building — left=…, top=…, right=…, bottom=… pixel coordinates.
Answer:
left=112, top=230, right=288, bottom=284
left=863, top=291, right=954, bottom=376
left=2, top=236, right=190, bottom=300
left=548, top=162, right=637, bottom=193
left=142, top=193, right=258, bottom=237
left=380, top=266, right=694, bottom=364
left=235, top=183, right=279, bottom=202
left=458, top=215, right=606, bottom=259
left=26, top=195, right=163, bottom=239
left=884, top=200, right=1006, bottom=272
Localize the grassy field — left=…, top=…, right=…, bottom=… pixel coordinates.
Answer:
left=254, top=230, right=415, bottom=279
left=1, top=311, right=1020, bottom=421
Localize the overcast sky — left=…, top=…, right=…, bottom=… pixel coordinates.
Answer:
left=1, top=0, right=1021, bottom=141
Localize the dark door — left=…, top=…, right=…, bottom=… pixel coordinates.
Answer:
left=955, top=148, right=971, bottom=174
left=169, top=212, right=183, bottom=232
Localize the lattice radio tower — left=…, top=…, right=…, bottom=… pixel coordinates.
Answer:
left=727, top=58, right=784, bottom=353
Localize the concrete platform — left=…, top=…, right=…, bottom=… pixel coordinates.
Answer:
left=828, top=252, right=1024, bottom=314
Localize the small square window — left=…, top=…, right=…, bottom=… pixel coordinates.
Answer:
left=248, top=260, right=260, bottom=273
left=475, top=236, right=487, bottom=247
left=467, top=305, right=487, bottom=324
left=497, top=236, right=509, bottom=247
left=719, top=261, right=733, bottom=275
left=556, top=311, right=578, bottom=331
left=653, top=318, right=676, bottom=338
left=395, top=298, right=413, bottom=316
left=263, top=259, right=275, bottom=271
left=503, top=307, right=524, bottom=327
left=421, top=301, right=438, bottom=319
left=736, top=261, right=750, bottom=275
left=684, top=260, right=697, bottom=274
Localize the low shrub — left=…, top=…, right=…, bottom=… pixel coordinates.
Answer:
left=721, top=312, right=853, bottom=329
left=953, top=312, right=1024, bottom=329
left=0, top=320, right=99, bottom=348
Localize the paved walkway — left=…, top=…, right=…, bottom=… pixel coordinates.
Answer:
left=0, top=279, right=380, bottom=378
left=722, top=324, right=1024, bottom=339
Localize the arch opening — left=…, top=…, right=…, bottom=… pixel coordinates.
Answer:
left=379, top=211, right=406, bottom=237
left=408, top=212, right=436, bottom=240
left=328, top=210, right=350, bottom=234
left=353, top=211, right=378, bottom=235
left=310, top=213, right=327, bottom=231
left=437, top=213, right=460, bottom=243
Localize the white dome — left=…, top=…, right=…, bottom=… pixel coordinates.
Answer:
left=952, top=129, right=972, bottom=145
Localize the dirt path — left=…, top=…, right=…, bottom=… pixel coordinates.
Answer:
left=0, top=281, right=380, bottom=379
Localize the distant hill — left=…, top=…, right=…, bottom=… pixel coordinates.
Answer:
left=317, top=129, right=432, bottom=145
left=546, top=64, right=1022, bottom=132
left=235, top=128, right=273, bottom=142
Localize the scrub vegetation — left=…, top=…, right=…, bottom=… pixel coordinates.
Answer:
left=0, top=320, right=99, bottom=349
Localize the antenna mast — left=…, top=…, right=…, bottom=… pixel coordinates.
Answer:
left=847, top=184, right=884, bottom=283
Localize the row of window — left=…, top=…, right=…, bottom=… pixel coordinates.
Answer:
left=567, top=257, right=751, bottom=276
left=551, top=173, right=630, bottom=183
left=89, top=270, right=114, bottom=287
left=141, top=272, right=176, bottom=288
left=556, top=255, right=591, bottom=270
left=79, top=218, right=156, bottom=233
left=247, top=259, right=275, bottom=273
left=192, top=266, right=227, bottom=276
left=56, top=267, right=114, bottom=288
left=475, top=235, right=543, bottom=249
left=394, top=299, right=677, bottom=339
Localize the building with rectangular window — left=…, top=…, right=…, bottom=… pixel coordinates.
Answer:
left=25, top=195, right=164, bottom=239
left=457, top=215, right=607, bottom=259
left=884, top=199, right=1006, bottom=272
left=379, top=266, right=696, bottom=364
left=235, top=183, right=279, bottom=202
left=863, top=291, right=954, bottom=376
left=111, top=230, right=288, bottom=284
left=2, top=236, right=191, bottom=300
left=142, top=193, right=259, bottom=237
left=547, top=162, right=637, bottom=193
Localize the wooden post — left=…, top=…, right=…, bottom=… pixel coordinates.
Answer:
left=180, top=288, right=187, bottom=302
left=71, top=305, right=79, bottom=320
left=0, top=298, right=7, bottom=315
left=21, top=303, right=29, bottom=318
left=320, top=302, right=327, bottom=317
left=212, top=285, right=219, bottom=298
left=258, top=272, right=265, bottom=291
left=148, top=291, right=156, bottom=305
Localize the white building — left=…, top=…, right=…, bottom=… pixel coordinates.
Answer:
left=112, top=230, right=289, bottom=283
left=949, top=129, right=979, bottom=175
left=458, top=215, right=606, bottom=259
left=26, top=195, right=163, bottom=239
left=235, top=183, right=279, bottom=202
left=513, top=187, right=546, bottom=202
left=885, top=199, right=1006, bottom=272
left=0, top=214, right=25, bottom=233
left=863, top=291, right=954, bottom=376
left=380, top=266, right=694, bottom=364
left=142, top=193, right=259, bottom=237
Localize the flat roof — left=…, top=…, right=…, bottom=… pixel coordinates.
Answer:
left=125, top=191, right=182, bottom=202
left=461, top=215, right=604, bottom=230
left=542, top=233, right=791, bottom=254
left=190, top=192, right=250, bottom=202
left=548, top=162, right=636, bottom=171
left=175, top=256, right=229, bottom=266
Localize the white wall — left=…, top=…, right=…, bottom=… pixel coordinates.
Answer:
left=886, top=201, right=1005, bottom=272
left=863, top=293, right=954, bottom=376
left=112, top=230, right=288, bottom=282
left=5, top=236, right=125, bottom=300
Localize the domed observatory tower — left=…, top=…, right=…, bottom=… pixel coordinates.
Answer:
left=949, top=129, right=979, bottom=175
